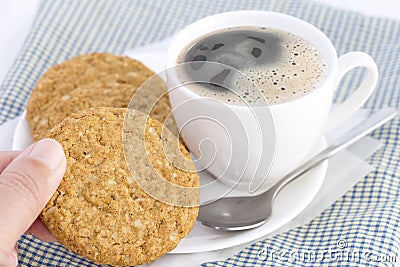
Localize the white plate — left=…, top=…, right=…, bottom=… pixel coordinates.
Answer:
left=12, top=40, right=328, bottom=254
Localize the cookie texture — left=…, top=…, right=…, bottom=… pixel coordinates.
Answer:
left=27, top=53, right=173, bottom=141
left=41, top=108, right=199, bottom=266
left=33, top=76, right=173, bottom=140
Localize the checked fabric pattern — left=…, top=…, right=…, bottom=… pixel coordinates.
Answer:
left=0, top=0, right=399, bottom=266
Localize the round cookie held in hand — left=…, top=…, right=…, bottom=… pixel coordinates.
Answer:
left=41, top=107, right=199, bottom=266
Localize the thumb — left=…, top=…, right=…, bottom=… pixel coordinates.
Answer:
left=0, top=138, right=66, bottom=266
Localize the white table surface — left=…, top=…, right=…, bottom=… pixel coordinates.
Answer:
left=0, top=1, right=397, bottom=267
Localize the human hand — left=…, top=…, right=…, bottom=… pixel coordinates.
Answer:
left=0, top=138, right=66, bottom=267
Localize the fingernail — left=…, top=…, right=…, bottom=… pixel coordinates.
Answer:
left=27, top=138, right=65, bottom=171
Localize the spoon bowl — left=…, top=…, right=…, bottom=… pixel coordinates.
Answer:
left=199, top=192, right=274, bottom=231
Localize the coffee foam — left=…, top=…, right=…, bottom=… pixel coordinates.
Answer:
left=176, top=26, right=327, bottom=105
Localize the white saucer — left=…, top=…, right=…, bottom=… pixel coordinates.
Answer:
left=12, top=40, right=328, bottom=254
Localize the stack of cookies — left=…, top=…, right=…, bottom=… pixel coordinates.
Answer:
left=26, top=53, right=200, bottom=266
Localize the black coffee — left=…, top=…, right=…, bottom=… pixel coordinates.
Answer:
left=176, top=26, right=327, bottom=105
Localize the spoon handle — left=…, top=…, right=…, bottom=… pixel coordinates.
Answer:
left=268, top=108, right=398, bottom=201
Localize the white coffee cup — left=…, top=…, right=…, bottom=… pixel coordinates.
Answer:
left=165, top=11, right=378, bottom=192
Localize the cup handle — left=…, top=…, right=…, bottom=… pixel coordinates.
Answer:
left=324, top=51, right=379, bottom=131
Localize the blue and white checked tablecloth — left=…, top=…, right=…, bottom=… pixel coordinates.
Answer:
left=1, top=0, right=400, bottom=266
